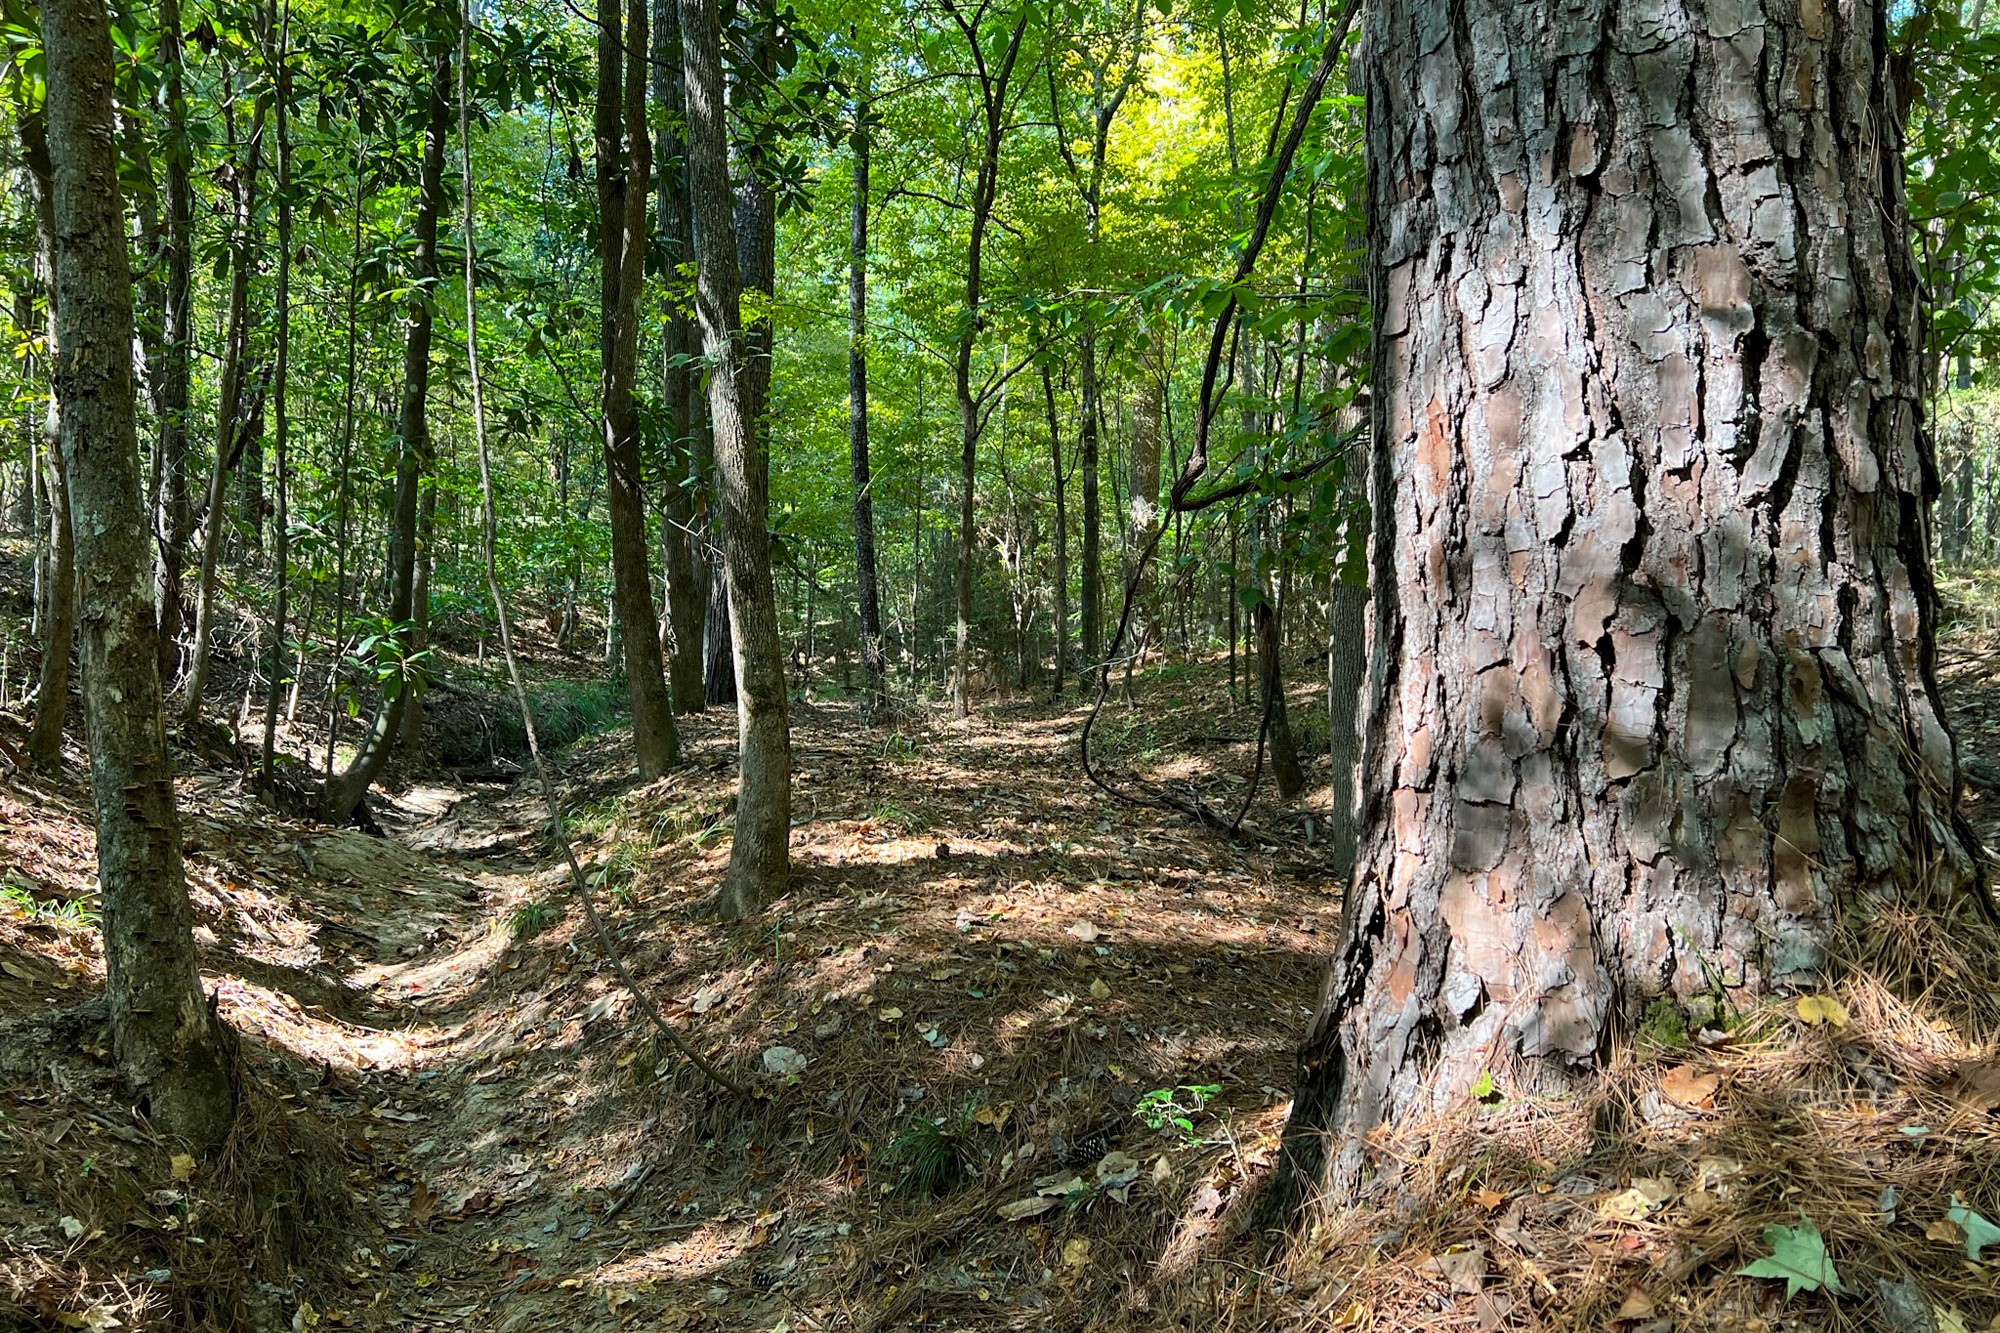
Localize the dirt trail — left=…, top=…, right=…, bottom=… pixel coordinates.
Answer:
left=169, top=683, right=1343, bottom=1332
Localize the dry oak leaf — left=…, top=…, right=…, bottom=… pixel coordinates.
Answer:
left=1658, top=1065, right=1720, bottom=1107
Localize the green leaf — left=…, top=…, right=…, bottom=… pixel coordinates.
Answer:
left=1947, top=1195, right=2000, bottom=1261
left=1736, top=1216, right=1842, bottom=1300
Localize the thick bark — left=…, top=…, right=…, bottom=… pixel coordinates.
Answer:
left=653, top=0, right=707, bottom=712
left=849, top=98, right=887, bottom=721
left=153, top=0, right=194, bottom=683
left=948, top=4, right=1029, bottom=719
left=1276, top=0, right=1979, bottom=1212
left=682, top=0, right=792, bottom=915
left=179, top=93, right=263, bottom=721
left=42, top=0, right=236, bottom=1147
left=322, top=43, right=449, bottom=821
left=598, top=0, right=680, bottom=777
left=1042, top=361, right=1070, bottom=700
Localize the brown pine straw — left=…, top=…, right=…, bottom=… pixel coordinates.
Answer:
left=1158, top=907, right=2000, bottom=1333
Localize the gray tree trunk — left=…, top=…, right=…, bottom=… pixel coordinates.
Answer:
left=681, top=0, right=793, bottom=916
left=18, top=115, right=73, bottom=770
left=1274, top=0, right=1980, bottom=1215
left=42, top=0, right=237, bottom=1147
left=1042, top=361, right=1070, bottom=700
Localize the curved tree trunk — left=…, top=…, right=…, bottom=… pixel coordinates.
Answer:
left=1274, top=0, right=1980, bottom=1214
left=322, top=42, right=449, bottom=822
left=682, top=0, right=792, bottom=916
left=597, top=0, right=680, bottom=778
left=42, top=0, right=237, bottom=1147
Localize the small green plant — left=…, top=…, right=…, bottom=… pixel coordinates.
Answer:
left=884, top=1112, right=973, bottom=1197
left=1, top=882, right=98, bottom=930
left=508, top=900, right=561, bottom=939
left=879, top=731, right=921, bottom=762
left=867, top=799, right=928, bottom=832
left=1134, top=1083, right=1221, bottom=1144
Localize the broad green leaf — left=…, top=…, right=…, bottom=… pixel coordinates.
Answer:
left=1735, top=1216, right=1842, bottom=1300
left=1946, top=1196, right=2000, bottom=1262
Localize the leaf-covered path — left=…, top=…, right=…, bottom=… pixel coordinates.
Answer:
left=2, top=672, right=1346, bottom=1331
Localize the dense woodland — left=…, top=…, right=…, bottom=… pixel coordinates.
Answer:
left=4, top=0, right=2000, bottom=1327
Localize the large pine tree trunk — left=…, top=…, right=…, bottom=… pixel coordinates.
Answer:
left=652, top=0, right=707, bottom=713
left=681, top=0, right=792, bottom=916
left=598, top=0, right=680, bottom=778
left=322, top=45, right=449, bottom=822
left=849, top=97, right=888, bottom=721
left=41, top=0, right=236, bottom=1147
left=1275, top=0, right=1980, bottom=1212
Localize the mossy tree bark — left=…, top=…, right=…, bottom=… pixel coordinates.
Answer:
left=1274, top=0, right=1980, bottom=1214
left=42, top=0, right=237, bottom=1147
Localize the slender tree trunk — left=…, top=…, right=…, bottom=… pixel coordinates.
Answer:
left=153, top=0, right=195, bottom=683
left=321, top=42, right=449, bottom=821
left=1326, top=507, right=1367, bottom=876
left=179, top=96, right=264, bottom=721
left=25, top=404, right=73, bottom=768
left=42, top=0, right=237, bottom=1147
left=261, top=1, right=292, bottom=786
left=682, top=0, right=792, bottom=915
left=1273, top=0, right=1982, bottom=1216
left=949, top=5, right=1029, bottom=719
left=653, top=0, right=707, bottom=712
left=850, top=93, right=887, bottom=721
left=400, top=480, right=433, bottom=748
left=1257, top=563, right=1304, bottom=798
left=1079, top=335, right=1102, bottom=684
left=1042, top=361, right=1069, bottom=701
left=598, top=0, right=680, bottom=777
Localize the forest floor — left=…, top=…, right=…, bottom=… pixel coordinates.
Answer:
left=4, top=593, right=2000, bottom=1331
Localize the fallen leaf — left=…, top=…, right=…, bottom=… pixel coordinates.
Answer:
left=971, top=1102, right=1013, bottom=1130
left=1658, top=1065, right=1720, bottom=1106
left=1946, top=1195, right=2000, bottom=1261
left=1736, top=1215, right=1842, bottom=1299
left=1470, top=1188, right=1506, bottom=1211
left=1066, top=920, right=1100, bottom=943
left=169, top=1153, right=195, bottom=1182
left=996, top=1196, right=1057, bottom=1222
left=1795, top=994, right=1848, bottom=1028
left=1423, top=1243, right=1487, bottom=1295
left=1614, top=1287, right=1656, bottom=1320
left=1088, top=978, right=1111, bottom=999
left=1598, top=1179, right=1673, bottom=1222
left=876, top=1007, right=902, bottom=1022
left=1061, top=1238, right=1090, bottom=1269
left=760, top=1046, right=808, bottom=1076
